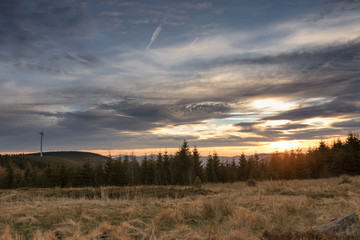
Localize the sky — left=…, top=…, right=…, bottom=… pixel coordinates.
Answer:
left=1, top=0, right=360, bottom=156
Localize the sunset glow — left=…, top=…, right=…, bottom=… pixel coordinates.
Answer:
left=1, top=0, right=359, bottom=156
left=253, top=99, right=296, bottom=112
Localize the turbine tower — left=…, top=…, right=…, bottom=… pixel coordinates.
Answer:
left=40, top=130, right=44, bottom=157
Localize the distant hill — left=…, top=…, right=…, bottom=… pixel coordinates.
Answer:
left=17, top=151, right=272, bottom=166
left=21, top=151, right=109, bottom=165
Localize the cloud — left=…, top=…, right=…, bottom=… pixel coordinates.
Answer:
left=264, top=94, right=360, bottom=121
left=190, top=37, right=360, bottom=72
left=332, top=119, right=360, bottom=129
left=1, top=0, right=360, bottom=153
left=0, top=0, right=103, bottom=74
left=181, top=2, right=212, bottom=10
left=101, top=11, right=122, bottom=17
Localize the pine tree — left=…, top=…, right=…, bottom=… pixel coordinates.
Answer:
left=6, top=164, right=14, bottom=189
left=113, top=157, right=126, bottom=186
left=343, top=133, right=360, bottom=175
left=94, top=161, right=104, bottom=187
left=205, top=153, right=221, bottom=182
left=163, top=151, right=172, bottom=185
left=59, top=164, right=69, bottom=188
left=148, top=155, right=156, bottom=185
left=269, top=152, right=281, bottom=179
left=129, top=155, right=140, bottom=185
left=238, top=153, right=247, bottom=181
left=229, top=158, right=238, bottom=182
left=155, top=153, right=164, bottom=185
left=294, top=149, right=308, bottom=179
left=331, top=139, right=345, bottom=175
left=81, top=160, right=94, bottom=187
left=205, top=155, right=215, bottom=182
left=174, top=141, right=193, bottom=185
left=140, top=155, right=151, bottom=185
left=104, top=158, right=114, bottom=185
left=192, top=147, right=204, bottom=182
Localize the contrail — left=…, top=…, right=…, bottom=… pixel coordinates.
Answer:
left=65, top=51, right=89, bottom=65
left=146, top=23, right=163, bottom=50
left=190, top=37, right=199, bottom=47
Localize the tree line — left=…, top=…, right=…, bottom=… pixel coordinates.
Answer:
left=0, top=133, right=359, bottom=189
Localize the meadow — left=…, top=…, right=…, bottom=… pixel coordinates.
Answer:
left=1, top=176, right=360, bottom=240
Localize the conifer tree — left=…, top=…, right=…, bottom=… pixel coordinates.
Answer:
left=129, top=155, right=140, bottom=185
left=192, top=147, right=204, bottom=182
left=174, top=141, right=193, bottom=185
left=155, top=153, right=164, bottom=185
left=6, top=164, right=14, bottom=189
left=205, top=153, right=221, bottom=182
left=163, top=151, right=173, bottom=185
left=104, top=158, right=114, bottom=185
left=81, top=160, right=94, bottom=186
left=238, top=153, right=247, bottom=181
left=140, top=155, right=151, bottom=185
left=94, top=161, right=104, bottom=187
left=343, top=133, right=360, bottom=174
left=59, top=164, right=69, bottom=188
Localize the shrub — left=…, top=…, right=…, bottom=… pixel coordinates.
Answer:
left=339, top=175, right=352, bottom=184
left=247, top=178, right=257, bottom=187
left=193, top=176, right=202, bottom=188
left=153, top=208, right=182, bottom=231
left=202, top=199, right=233, bottom=220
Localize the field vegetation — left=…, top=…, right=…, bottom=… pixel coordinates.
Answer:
left=1, top=176, right=360, bottom=239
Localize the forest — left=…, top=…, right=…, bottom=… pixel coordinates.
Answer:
left=0, top=133, right=359, bottom=189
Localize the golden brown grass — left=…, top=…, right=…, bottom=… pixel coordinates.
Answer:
left=1, top=176, right=360, bottom=239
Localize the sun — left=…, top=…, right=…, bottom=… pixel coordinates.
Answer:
left=252, top=99, right=295, bottom=111
left=268, top=140, right=300, bottom=151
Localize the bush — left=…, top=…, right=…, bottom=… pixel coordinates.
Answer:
left=193, top=176, right=202, bottom=188
left=339, top=175, right=352, bottom=184
left=247, top=178, right=257, bottom=187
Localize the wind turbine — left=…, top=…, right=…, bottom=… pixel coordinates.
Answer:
left=40, top=130, right=44, bottom=157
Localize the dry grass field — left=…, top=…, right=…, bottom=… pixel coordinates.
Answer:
left=1, top=176, right=360, bottom=239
